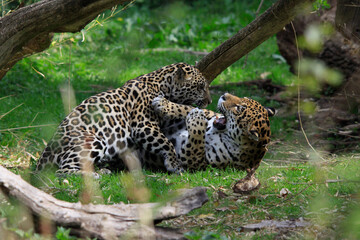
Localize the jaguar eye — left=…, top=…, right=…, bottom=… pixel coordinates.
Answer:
left=236, top=105, right=246, bottom=112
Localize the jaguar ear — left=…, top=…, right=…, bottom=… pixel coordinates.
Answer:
left=266, top=107, right=276, bottom=117
left=174, top=67, right=186, bottom=83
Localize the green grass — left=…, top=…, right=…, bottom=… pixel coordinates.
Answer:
left=1, top=0, right=359, bottom=239
left=5, top=156, right=358, bottom=239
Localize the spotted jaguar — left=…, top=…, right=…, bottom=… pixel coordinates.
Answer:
left=147, top=93, right=275, bottom=175
left=36, top=63, right=211, bottom=174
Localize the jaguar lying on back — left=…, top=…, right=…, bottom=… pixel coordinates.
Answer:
left=146, top=93, right=275, bottom=179
left=36, top=63, right=211, bottom=174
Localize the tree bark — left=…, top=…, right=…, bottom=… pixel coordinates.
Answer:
left=335, top=0, right=360, bottom=43
left=196, top=0, right=316, bottom=83
left=0, top=166, right=208, bottom=239
left=0, top=0, right=128, bottom=79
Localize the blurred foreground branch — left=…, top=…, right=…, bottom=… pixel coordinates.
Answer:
left=0, top=166, right=208, bottom=239
left=196, top=0, right=315, bottom=82
left=0, top=0, right=128, bottom=80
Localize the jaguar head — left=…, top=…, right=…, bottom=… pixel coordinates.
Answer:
left=216, top=93, right=275, bottom=142
left=169, top=63, right=211, bottom=108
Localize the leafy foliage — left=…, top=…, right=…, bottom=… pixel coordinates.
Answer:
left=56, top=227, right=77, bottom=240
left=313, top=0, right=331, bottom=11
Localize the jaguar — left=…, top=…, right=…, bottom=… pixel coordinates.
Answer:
left=147, top=93, right=275, bottom=191
left=36, top=63, right=211, bottom=174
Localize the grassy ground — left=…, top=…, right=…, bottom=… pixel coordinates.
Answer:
left=1, top=1, right=359, bottom=239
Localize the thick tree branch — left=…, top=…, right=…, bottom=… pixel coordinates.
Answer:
left=196, top=0, right=315, bottom=83
left=0, top=166, right=208, bottom=239
left=0, top=0, right=128, bottom=79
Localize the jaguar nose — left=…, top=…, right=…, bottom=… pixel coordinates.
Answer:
left=204, top=92, right=212, bottom=106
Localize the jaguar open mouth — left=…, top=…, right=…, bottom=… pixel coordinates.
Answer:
left=213, top=115, right=227, bottom=130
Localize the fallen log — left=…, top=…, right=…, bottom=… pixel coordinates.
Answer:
left=0, top=166, right=208, bottom=239
left=240, top=219, right=310, bottom=232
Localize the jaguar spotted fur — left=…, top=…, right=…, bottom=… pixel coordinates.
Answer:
left=147, top=93, right=275, bottom=191
left=36, top=63, right=211, bottom=174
